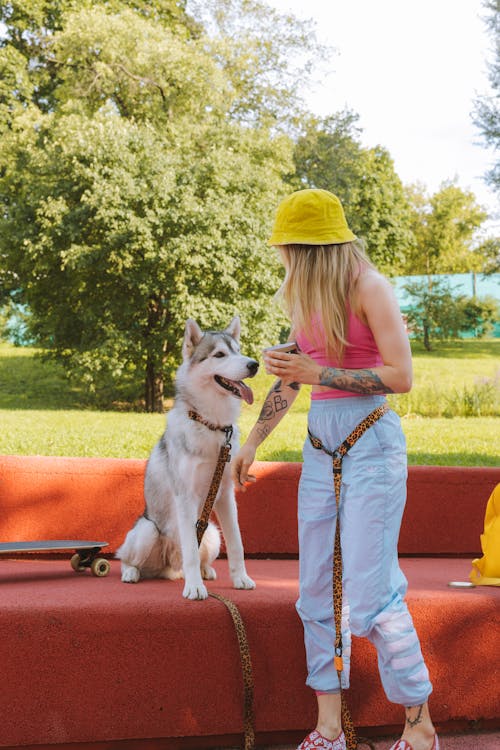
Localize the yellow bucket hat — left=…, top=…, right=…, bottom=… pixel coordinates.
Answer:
left=268, top=188, right=356, bottom=246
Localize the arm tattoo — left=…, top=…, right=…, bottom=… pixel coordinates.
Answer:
left=318, top=367, right=394, bottom=394
left=258, top=380, right=290, bottom=422
left=256, top=424, right=271, bottom=441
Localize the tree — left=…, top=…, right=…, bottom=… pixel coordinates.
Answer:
left=188, top=0, right=322, bottom=131
left=403, top=182, right=488, bottom=275
left=0, top=4, right=306, bottom=410
left=458, top=296, right=499, bottom=338
left=404, top=278, right=465, bottom=350
left=0, top=1, right=197, bottom=106
left=473, top=236, right=500, bottom=274
left=472, top=0, right=500, bottom=194
left=291, top=112, right=415, bottom=274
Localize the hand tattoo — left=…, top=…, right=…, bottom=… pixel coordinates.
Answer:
left=319, top=367, right=394, bottom=394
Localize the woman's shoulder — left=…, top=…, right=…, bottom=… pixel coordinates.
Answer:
left=355, top=268, right=392, bottom=295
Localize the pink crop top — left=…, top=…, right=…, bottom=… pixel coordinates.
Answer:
left=295, top=310, right=383, bottom=400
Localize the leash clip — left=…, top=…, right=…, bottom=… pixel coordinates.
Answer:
left=196, top=519, right=208, bottom=536
left=224, top=425, right=233, bottom=449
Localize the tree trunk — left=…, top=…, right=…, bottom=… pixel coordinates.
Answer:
left=145, top=357, right=164, bottom=413
left=423, top=320, right=432, bottom=351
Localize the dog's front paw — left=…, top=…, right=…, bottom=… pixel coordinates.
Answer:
left=232, top=573, right=256, bottom=590
left=121, top=564, right=140, bottom=583
left=183, top=581, right=209, bottom=600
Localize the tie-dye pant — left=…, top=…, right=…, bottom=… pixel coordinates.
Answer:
left=296, top=396, right=432, bottom=706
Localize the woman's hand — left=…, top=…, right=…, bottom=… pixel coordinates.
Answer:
left=262, top=349, right=319, bottom=386
left=231, top=442, right=257, bottom=492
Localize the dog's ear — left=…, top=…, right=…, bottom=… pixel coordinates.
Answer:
left=225, top=316, right=241, bottom=342
left=182, top=318, right=204, bottom=361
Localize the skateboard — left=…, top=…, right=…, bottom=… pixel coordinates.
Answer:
left=0, top=540, right=110, bottom=577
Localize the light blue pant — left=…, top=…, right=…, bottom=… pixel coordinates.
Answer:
left=296, top=396, right=432, bottom=706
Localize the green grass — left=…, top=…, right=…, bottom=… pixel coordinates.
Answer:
left=0, top=340, right=499, bottom=466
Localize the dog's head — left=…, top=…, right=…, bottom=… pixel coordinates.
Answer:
left=181, top=317, right=259, bottom=404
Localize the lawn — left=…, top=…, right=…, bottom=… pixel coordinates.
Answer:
left=0, top=340, right=498, bottom=466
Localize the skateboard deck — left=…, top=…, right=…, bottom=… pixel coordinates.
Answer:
left=0, top=540, right=110, bottom=577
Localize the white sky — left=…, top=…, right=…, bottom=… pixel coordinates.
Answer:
left=268, top=0, right=499, bottom=232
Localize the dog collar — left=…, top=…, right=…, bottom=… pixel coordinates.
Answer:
left=188, top=410, right=233, bottom=444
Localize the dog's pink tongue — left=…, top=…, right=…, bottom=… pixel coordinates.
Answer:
left=238, top=381, right=254, bottom=405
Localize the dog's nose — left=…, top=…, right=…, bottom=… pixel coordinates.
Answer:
left=247, top=360, right=259, bottom=376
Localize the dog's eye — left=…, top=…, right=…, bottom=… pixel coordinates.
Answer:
left=213, top=351, right=226, bottom=358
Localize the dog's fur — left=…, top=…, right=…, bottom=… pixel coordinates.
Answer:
left=116, top=317, right=259, bottom=600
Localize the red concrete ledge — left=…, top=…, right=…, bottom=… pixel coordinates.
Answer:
left=0, top=456, right=498, bottom=556
left=0, top=557, right=498, bottom=749
left=0, top=456, right=499, bottom=749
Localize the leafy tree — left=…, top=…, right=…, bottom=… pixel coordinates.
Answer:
left=458, top=295, right=499, bottom=338
left=404, top=278, right=465, bottom=351
left=404, top=277, right=499, bottom=349
left=0, top=1, right=196, bottom=113
left=188, top=0, right=322, bottom=131
left=0, top=4, right=301, bottom=411
left=292, top=112, right=415, bottom=274
left=403, top=182, right=488, bottom=275
left=473, top=236, right=500, bottom=274
left=472, top=0, right=500, bottom=194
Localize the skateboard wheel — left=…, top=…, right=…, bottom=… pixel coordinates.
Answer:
left=91, top=558, right=111, bottom=577
left=70, top=553, right=86, bottom=572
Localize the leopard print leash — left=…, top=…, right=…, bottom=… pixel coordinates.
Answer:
left=191, top=410, right=255, bottom=750
left=188, top=410, right=234, bottom=545
left=308, top=402, right=390, bottom=750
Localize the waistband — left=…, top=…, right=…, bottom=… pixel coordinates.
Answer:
left=308, top=395, right=387, bottom=413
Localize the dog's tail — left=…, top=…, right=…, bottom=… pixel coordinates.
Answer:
left=115, top=515, right=161, bottom=567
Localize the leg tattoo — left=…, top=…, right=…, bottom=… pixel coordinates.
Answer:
left=405, top=704, right=424, bottom=729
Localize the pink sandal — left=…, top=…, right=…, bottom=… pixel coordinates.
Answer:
left=297, top=729, right=346, bottom=750
left=389, top=735, right=440, bottom=750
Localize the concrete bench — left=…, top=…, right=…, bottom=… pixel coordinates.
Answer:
left=0, top=455, right=499, bottom=749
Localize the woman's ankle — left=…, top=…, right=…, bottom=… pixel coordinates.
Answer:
left=315, top=692, right=342, bottom=741
left=401, top=702, right=435, bottom=749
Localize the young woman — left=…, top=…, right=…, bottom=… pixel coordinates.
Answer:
left=232, top=189, right=438, bottom=750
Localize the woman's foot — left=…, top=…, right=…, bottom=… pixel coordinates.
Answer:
left=389, top=735, right=439, bottom=750
left=390, top=703, right=438, bottom=750
left=297, top=729, right=346, bottom=750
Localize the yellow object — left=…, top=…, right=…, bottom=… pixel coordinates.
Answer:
left=470, top=483, right=500, bottom=586
left=268, top=188, right=356, bottom=246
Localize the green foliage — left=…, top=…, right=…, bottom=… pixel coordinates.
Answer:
left=291, top=112, right=415, bottom=274
left=404, top=278, right=499, bottom=349
left=0, top=105, right=292, bottom=407
left=0, top=1, right=310, bottom=410
left=189, top=0, right=322, bottom=130
left=404, top=278, right=466, bottom=350
left=404, top=182, right=488, bottom=275
left=458, top=295, right=499, bottom=337
left=474, top=236, right=500, bottom=275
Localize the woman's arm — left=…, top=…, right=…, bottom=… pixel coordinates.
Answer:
left=263, top=274, right=412, bottom=395
left=231, top=378, right=301, bottom=490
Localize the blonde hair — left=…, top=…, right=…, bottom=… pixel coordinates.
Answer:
left=276, top=242, right=376, bottom=363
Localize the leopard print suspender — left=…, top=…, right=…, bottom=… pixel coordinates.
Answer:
left=308, top=402, right=390, bottom=750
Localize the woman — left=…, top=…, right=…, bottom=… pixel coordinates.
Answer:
left=232, top=189, right=438, bottom=750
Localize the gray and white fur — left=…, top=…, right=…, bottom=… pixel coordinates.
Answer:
left=116, top=316, right=259, bottom=600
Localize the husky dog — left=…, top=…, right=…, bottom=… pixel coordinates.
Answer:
left=117, top=316, right=259, bottom=600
